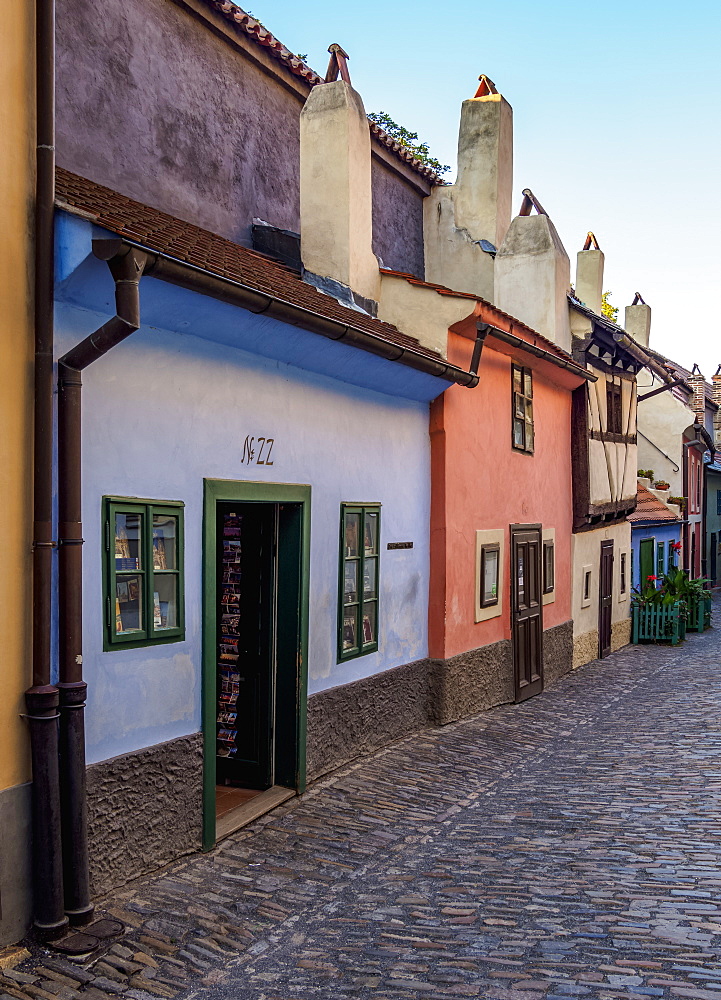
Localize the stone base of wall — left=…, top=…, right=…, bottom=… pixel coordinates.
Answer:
left=573, top=629, right=599, bottom=669
left=543, top=620, right=575, bottom=687
left=87, top=733, right=203, bottom=897
left=0, top=782, right=32, bottom=947
left=612, top=618, right=631, bottom=651
left=307, top=621, right=574, bottom=781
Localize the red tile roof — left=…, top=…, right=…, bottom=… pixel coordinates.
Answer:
left=628, top=481, right=681, bottom=523
left=202, top=1, right=443, bottom=185
left=56, top=167, right=445, bottom=363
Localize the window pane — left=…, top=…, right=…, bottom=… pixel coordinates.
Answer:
left=363, top=558, right=377, bottom=599
left=364, top=513, right=378, bottom=555
left=153, top=514, right=177, bottom=570
left=517, top=549, right=525, bottom=604
left=115, top=512, right=142, bottom=570
left=525, top=420, right=534, bottom=452
left=482, top=548, right=498, bottom=604
left=362, top=603, right=376, bottom=645
left=153, top=576, right=177, bottom=630
left=342, top=612, right=357, bottom=651
left=344, top=561, right=358, bottom=604
left=116, top=574, right=142, bottom=632
left=514, top=394, right=525, bottom=419
left=523, top=370, right=532, bottom=396
left=344, top=512, right=360, bottom=557
left=513, top=419, right=525, bottom=449
left=513, top=366, right=522, bottom=393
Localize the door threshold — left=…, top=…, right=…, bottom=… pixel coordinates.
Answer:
left=216, top=785, right=296, bottom=842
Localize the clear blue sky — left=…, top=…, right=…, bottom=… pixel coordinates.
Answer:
left=247, top=0, right=721, bottom=379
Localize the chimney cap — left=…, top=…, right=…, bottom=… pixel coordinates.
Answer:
left=519, top=188, right=548, bottom=217
left=582, top=231, right=601, bottom=251
left=474, top=75, right=498, bottom=97
left=631, top=292, right=646, bottom=305
left=715, top=364, right=721, bottom=378
left=325, top=43, right=351, bottom=84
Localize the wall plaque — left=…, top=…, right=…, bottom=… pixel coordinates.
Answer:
left=387, top=541, right=413, bottom=550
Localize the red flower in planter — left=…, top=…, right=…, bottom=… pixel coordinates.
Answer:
left=671, top=542, right=682, bottom=551
left=646, top=575, right=658, bottom=582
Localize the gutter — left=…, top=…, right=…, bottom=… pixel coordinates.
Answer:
left=26, top=0, right=68, bottom=939
left=486, top=325, right=596, bottom=382
left=612, top=332, right=676, bottom=386
left=94, top=237, right=480, bottom=388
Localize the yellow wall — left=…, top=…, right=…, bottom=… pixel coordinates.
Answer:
left=0, top=0, right=34, bottom=790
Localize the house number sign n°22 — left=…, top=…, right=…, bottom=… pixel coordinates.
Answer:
left=241, top=435, right=275, bottom=466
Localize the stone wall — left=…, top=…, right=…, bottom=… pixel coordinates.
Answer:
left=307, top=621, right=573, bottom=780
left=543, top=620, right=575, bottom=687
left=612, top=618, right=631, bottom=652
left=0, top=782, right=32, bottom=946
left=86, top=733, right=203, bottom=896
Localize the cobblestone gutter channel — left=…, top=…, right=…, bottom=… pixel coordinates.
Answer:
left=5, top=602, right=721, bottom=999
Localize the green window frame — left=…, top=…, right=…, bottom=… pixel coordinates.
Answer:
left=656, top=541, right=665, bottom=579
left=512, top=364, right=534, bottom=454
left=103, top=497, right=185, bottom=650
left=338, top=504, right=380, bottom=661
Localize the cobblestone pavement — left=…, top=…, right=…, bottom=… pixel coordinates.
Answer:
left=7, top=609, right=721, bottom=1000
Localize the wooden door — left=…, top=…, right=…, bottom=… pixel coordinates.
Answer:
left=511, top=525, right=543, bottom=703
left=598, top=540, right=614, bottom=659
left=639, top=538, right=654, bottom=589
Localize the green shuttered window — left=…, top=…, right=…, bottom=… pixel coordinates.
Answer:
left=103, top=497, right=185, bottom=650
left=338, top=504, right=380, bottom=661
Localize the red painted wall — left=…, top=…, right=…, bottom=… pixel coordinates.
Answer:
left=430, top=331, right=575, bottom=660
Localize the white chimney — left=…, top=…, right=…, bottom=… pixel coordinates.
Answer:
left=299, top=77, right=380, bottom=303
left=495, top=195, right=572, bottom=352
left=625, top=293, right=651, bottom=348
left=575, top=233, right=604, bottom=315
left=424, top=76, right=513, bottom=301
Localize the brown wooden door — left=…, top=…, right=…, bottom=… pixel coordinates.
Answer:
left=511, top=524, right=544, bottom=703
left=598, top=540, right=614, bottom=658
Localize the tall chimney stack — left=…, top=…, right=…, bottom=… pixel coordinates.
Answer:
left=575, top=233, right=604, bottom=316
left=424, top=75, right=513, bottom=301
left=494, top=190, right=572, bottom=352
left=713, top=365, right=721, bottom=448
left=300, top=56, right=380, bottom=304
left=688, top=365, right=706, bottom=425
left=625, top=292, right=651, bottom=348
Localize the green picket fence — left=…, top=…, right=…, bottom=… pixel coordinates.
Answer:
left=686, top=593, right=712, bottom=633
left=631, top=600, right=684, bottom=645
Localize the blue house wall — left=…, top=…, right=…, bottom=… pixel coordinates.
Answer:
left=631, top=521, right=682, bottom=591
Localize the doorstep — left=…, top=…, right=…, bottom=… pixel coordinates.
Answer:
left=215, top=785, right=296, bottom=841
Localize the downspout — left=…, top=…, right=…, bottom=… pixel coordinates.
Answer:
left=56, top=244, right=147, bottom=923
left=25, top=0, right=68, bottom=939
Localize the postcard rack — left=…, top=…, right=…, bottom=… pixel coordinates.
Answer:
left=217, top=511, right=242, bottom=763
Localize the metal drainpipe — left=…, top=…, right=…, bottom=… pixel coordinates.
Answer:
left=56, top=244, right=147, bottom=923
left=25, top=0, right=68, bottom=940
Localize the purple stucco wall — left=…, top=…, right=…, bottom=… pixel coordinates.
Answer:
left=56, top=0, right=427, bottom=273
left=371, top=159, right=425, bottom=278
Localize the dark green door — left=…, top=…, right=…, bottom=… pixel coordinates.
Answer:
left=639, top=538, right=655, bottom=591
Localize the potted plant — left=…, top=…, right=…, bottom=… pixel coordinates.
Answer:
left=668, top=496, right=686, bottom=511
left=637, top=469, right=654, bottom=482
left=654, top=480, right=670, bottom=490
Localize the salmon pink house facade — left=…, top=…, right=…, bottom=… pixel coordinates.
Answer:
left=429, top=302, right=590, bottom=708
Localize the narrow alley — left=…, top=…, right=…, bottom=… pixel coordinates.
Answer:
left=8, top=609, right=721, bottom=1000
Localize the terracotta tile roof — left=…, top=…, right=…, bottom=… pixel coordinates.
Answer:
left=202, top=2, right=443, bottom=185
left=55, top=167, right=444, bottom=363
left=628, top=481, right=680, bottom=523
left=381, top=268, right=578, bottom=365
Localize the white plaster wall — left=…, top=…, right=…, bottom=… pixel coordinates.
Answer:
left=571, top=522, right=632, bottom=640
left=636, top=380, right=693, bottom=494
left=56, top=304, right=431, bottom=765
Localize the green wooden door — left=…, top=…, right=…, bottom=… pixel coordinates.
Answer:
left=639, top=538, right=655, bottom=589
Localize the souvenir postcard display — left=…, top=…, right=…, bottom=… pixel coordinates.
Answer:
left=217, top=512, right=242, bottom=761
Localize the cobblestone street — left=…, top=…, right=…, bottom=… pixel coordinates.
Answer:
left=7, top=609, right=721, bottom=1000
